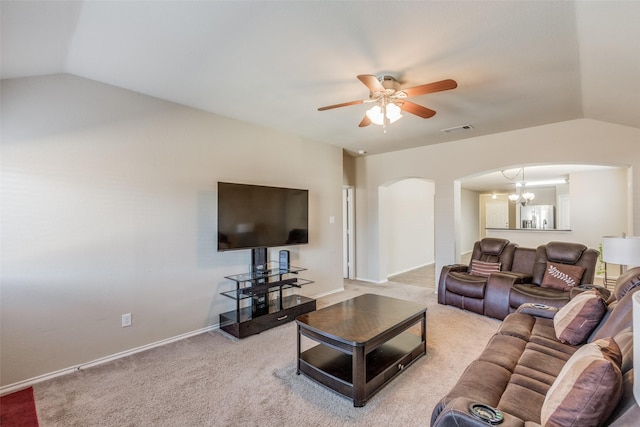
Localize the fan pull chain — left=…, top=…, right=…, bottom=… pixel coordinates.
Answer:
left=382, top=102, right=388, bottom=133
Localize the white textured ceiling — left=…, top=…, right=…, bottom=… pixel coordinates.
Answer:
left=2, top=1, right=639, bottom=161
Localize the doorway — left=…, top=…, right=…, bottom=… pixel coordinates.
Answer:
left=379, top=178, right=435, bottom=281
left=485, top=201, right=509, bottom=229
left=342, top=186, right=355, bottom=279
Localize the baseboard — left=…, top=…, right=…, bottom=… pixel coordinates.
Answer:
left=354, top=276, right=386, bottom=284
left=0, top=323, right=220, bottom=396
left=311, top=287, right=345, bottom=299
left=388, top=261, right=434, bottom=278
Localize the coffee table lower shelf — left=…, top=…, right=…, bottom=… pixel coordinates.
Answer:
left=297, top=332, right=424, bottom=405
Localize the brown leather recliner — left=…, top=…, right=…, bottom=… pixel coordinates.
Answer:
left=507, top=241, right=599, bottom=311
left=438, top=238, right=517, bottom=315
left=484, top=242, right=610, bottom=319
left=483, top=241, right=602, bottom=320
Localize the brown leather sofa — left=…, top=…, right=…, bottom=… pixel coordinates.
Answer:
left=431, top=267, right=640, bottom=427
left=439, top=240, right=600, bottom=320
left=484, top=241, right=601, bottom=319
left=437, top=238, right=517, bottom=315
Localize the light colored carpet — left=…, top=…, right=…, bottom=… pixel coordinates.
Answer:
left=387, top=265, right=435, bottom=288
left=33, top=280, right=500, bottom=426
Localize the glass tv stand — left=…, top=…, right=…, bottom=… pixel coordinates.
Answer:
left=219, top=262, right=316, bottom=338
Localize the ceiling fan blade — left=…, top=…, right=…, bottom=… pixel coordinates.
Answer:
left=402, top=79, right=457, bottom=97
left=359, top=115, right=371, bottom=127
left=357, top=74, right=385, bottom=93
left=400, top=101, right=436, bottom=118
left=318, top=100, right=365, bottom=111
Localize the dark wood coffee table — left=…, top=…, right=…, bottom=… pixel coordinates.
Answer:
left=295, top=293, right=427, bottom=406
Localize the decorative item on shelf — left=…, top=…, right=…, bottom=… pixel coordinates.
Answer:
left=602, top=235, right=640, bottom=288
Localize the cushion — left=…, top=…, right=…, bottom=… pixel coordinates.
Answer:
left=541, top=337, right=623, bottom=427
left=545, top=242, right=587, bottom=264
left=553, top=290, right=606, bottom=345
left=478, top=238, right=509, bottom=255
left=541, top=261, right=585, bottom=291
left=469, top=260, right=501, bottom=277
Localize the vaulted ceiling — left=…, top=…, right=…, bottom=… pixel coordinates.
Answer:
left=2, top=1, right=639, bottom=158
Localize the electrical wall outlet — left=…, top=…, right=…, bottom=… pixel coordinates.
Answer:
left=121, top=313, right=132, bottom=327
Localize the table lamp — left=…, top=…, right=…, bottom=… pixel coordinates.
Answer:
left=601, top=236, right=640, bottom=272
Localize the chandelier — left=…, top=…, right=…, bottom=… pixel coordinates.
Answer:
left=503, top=168, right=535, bottom=204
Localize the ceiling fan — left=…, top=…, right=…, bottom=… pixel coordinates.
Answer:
left=318, top=75, right=457, bottom=129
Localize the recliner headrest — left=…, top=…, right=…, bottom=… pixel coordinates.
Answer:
left=479, top=238, right=509, bottom=256
left=614, top=266, right=640, bottom=301
left=544, top=241, right=587, bottom=264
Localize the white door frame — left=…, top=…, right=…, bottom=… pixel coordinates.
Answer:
left=343, top=186, right=355, bottom=279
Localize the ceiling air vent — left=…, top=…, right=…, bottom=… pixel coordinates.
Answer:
left=441, top=124, right=474, bottom=134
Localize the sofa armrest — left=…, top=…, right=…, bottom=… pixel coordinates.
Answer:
left=431, top=397, right=526, bottom=427
left=483, top=272, right=520, bottom=320
left=570, top=284, right=612, bottom=301
left=447, top=264, right=469, bottom=273
left=438, top=264, right=469, bottom=304
left=503, top=272, right=533, bottom=284
left=516, top=303, right=559, bottom=319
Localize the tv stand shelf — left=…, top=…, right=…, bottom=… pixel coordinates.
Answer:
left=220, top=262, right=316, bottom=338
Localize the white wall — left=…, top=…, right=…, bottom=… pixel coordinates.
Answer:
left=0, top=74, right=344, bottom=387
left=569, top=168, right=630, bottom=246
left=460, top=188, right=480, bottom=253
left=382, top=178, right=435, bottom=278
left=355, top=119, right=640, bottom=283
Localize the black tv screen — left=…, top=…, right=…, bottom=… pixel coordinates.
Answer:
left=217, top=182, right=309, bottom=251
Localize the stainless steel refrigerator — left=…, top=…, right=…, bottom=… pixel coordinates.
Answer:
left=520, top=204, right=555, bottom=229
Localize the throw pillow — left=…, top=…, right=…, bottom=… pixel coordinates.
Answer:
left=541, top=261, right=585, bottom=291
left=541, top=337, right=623, bottom=427
left=469, top=260, right=501, bottom=277
left=554, top=290, right=606, bottom=345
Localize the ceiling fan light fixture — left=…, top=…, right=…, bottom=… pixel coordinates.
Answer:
left=365, top=105, right=384, bottom=125
left=365, top=103, right=403, bottom=126
left=317, top=75, right=456, bottom=128
left=385, top=102, right=403, bottom=123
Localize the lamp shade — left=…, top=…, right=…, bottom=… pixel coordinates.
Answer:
left=385, top=103, right=403, bottom=123
left=366, top=103, right=403, bottom=125
left=522, top=192, right=535, bottom=202
left=365, top=105, right=384, bottom=125
left=634, top=292, right=640, bottom=406
left=602, top=236, right=640, bottom=266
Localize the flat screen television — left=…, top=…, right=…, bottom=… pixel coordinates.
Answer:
left=217, top=182, right=309, bottom=252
